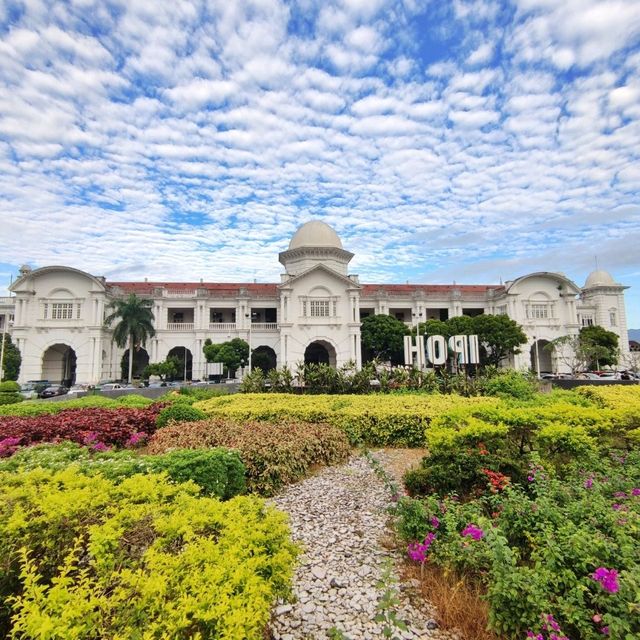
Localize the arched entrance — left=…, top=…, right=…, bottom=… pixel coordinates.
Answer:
left=304, top=340, right=337, bottom=367
left=530, top=339, right=553, bottom=375
left=121, top=347, right=150, bottom=380
left=252, top=345, right=277, bottom=372
left=42, top=344, right=76, bottom=386
left=167, top=346, right=193, bottom=381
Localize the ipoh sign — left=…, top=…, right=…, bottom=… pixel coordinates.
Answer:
left=404, top=335, right=480, bottom=368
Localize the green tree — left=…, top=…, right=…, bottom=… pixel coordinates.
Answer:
left=415, top=319, right=449, bottom=338
left=361, top=314, right=409, bottom=363
left=105, top=294, right=156, bottom=383
left=143, top=356, right=180, bottom=381
left=203, top=338, right=249, bottom=375
left=580, top=325, right=619, bottom=369
left=471, top=314, right=528, bottom=367
left=0, top=334, right=21, bottom=381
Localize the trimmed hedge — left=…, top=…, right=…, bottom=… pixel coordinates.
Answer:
left=148, top=417, right=351, bottom=495
left=0, top=442, right=246, bottom=500
left=156, top=402, right=207, bottom=428
left=195, top=393, right=499, bottom=446
left=0, top=468, right=296, bottom=639
left=0, top=381, right=22, bottom=406
left=0, top=394, right=153, bottom=416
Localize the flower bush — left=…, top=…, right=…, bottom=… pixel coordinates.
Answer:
left=396, top=451, right=640, bottom=639
left=148, top=417, right=351, bottom=495
left=0, top=467, right=297, bottom=639
left=0, top=405, right=162, bottom=452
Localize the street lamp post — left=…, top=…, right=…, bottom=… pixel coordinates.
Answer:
left=412, top=310, right=424, bottom=337
left=245, top=312, right=253, bottom=373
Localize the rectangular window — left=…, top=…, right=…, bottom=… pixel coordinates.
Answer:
left=51, top=303, right=74, bottom=320
left=310, top=300, right=330, bottom=317
left=496, top=305, right=507, bottom=315
left=609, top=311, right=617, bottom=326
left=581, top=315, right=594, bottom=327
left=529, top=304, right=548, bottom=319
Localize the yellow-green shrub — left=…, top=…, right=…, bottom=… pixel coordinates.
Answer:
left=535, top=423, right=598, bottom=464
left=195, top=393, right=498, bottom=446
left=426, top=417, right=509, bottom=453
left=0, top=395, right=153, bottom=417
left=0, top=468, right=297, bottom=639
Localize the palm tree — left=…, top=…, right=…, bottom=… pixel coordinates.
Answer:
left=105, top=294, right=155, bottom=383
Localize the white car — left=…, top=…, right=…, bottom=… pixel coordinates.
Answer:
left=100, top=383, right=125, bottom=390
left=19, top=384, right=39, bottom=400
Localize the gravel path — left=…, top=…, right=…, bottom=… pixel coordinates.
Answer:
left=269, top=453, right=456, bottom=640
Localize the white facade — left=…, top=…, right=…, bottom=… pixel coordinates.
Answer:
left=2, top=221, right=631, bottom=384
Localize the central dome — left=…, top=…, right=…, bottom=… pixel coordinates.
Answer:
left=289, top=221, right=343, bottom=250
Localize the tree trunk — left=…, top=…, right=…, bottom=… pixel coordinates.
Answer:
left=128, top=333, right=134, bottom=383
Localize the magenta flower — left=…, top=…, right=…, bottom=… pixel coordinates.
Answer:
left=461, top=524, right=484, bottom=541
left=126, top=431, right=147, bottom=447
left=430, top=516, right=440, bottom=529
left=592, top=567, right=620, bottom=594
left=631, top=488, right=640, bottom=496
left=0, top=436, right=22, bottom=458
left=613, top=491, right=627, bottom=498
left=584, top=477, right=594, bottom=489
left=407, top=532, right=436, bottom=563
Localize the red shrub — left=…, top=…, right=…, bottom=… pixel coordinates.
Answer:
left=0, top=406, right=162, bottom=454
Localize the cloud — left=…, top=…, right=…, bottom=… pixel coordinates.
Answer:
left=0, top=0, right=638, bottom=328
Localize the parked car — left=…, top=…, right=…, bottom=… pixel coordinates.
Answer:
left=100, top=383, right=125, bottom=390
left=19, top=384, right=39, bottom=400
left=67, top=384, right=89, bottom=396
left=39, top=385, right=69, bottom=398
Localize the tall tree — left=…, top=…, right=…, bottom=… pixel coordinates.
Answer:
left=361, top=314, right=409, bottom=363
left=105, top=294, right=155, bottom=383
left=579, top=325, right=619, bottom=369
left=0, top=334, right=21, bottom=381
left=203, top=338, right=249, bottom=375
left=471, top=314, right=528, bottom=367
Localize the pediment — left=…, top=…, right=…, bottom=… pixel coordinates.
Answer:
left=278, top=263, right=361, bottom=290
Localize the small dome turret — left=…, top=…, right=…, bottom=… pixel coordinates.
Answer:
left=584, top=270, right=616, bottom=288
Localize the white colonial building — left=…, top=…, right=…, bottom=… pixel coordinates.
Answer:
left=1, top=221, right=631, bottom=385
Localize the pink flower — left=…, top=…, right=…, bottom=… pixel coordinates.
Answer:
left=126, top=431, right=147, bottom=448
left=407, top=532, right=436, bottom=563
left=592, top=568, right=620, bottom=594
left=631, top=488, right=640, bottom=497
left=430, top=516, right=440, bottom=529
left=461, top=524, right=484, bottom=541
left=584, top=477, right=594, bottom=489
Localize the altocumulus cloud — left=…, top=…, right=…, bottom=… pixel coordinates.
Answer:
left=0, top=0, right=639, bottom=324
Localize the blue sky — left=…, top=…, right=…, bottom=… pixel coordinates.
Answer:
left=1, top=0, right=639, bottom=328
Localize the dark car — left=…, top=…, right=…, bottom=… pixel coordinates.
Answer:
left=38, top=385, right=69, bottom=398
